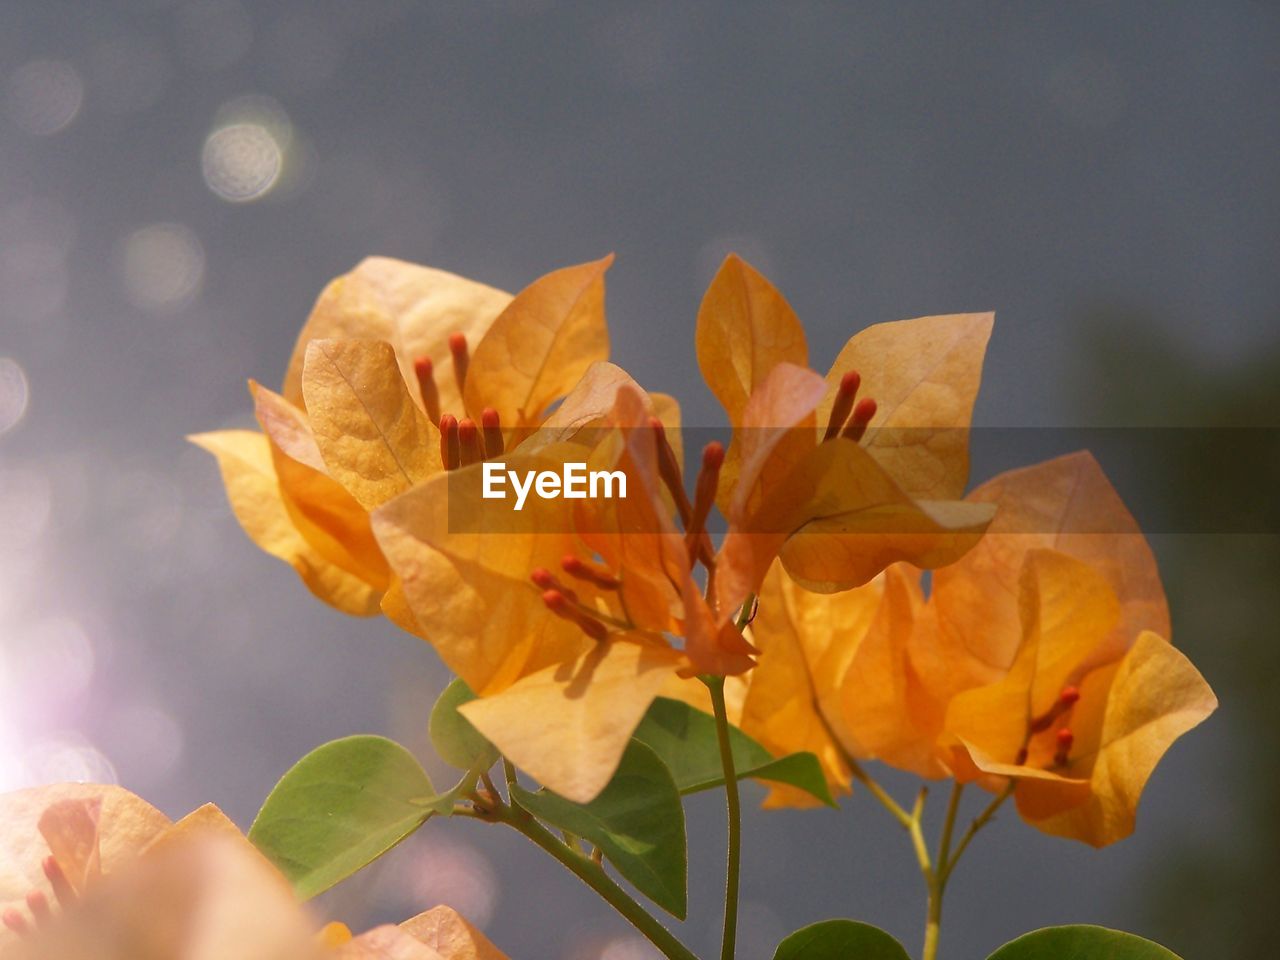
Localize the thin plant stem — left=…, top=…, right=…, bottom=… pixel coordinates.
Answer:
left=939, top=783, right=1013, bottom=886
left=457, top=801, right=699, bottom=960
left=706, top=674, right=742, bottom=960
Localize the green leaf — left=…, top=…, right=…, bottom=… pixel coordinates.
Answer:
left=249, top=735, right=442, bottom=899
left=633, top=697, right=834, bottom=805
left=511, top=740, right=688, bottom=919
left=986, top=925, right=1183, bottom=959
left=430, top=678, right=500, bottom=770
left=773, top=919, right=911, bottom=959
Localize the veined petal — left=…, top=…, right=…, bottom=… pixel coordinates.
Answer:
left=302, top=339, right=443, bottom=510
left=819, top=312, right=992, bottom=500
left=252, top=381, right=391, bottom=591
left=189, top=430, right=382, bottom=615
left=919, top=451, right=1168, bottom=700
left=943, top=550, right=1119, bottom=776
left=399, top=905, right=509, bottom=960
left=460, top=640, right=687, bottom=803
left=371, top=448, right=590, bottom=694
left=695, top=254, right=808, bottom=427
left=738, top=562, right=859, bottom=803
left=1018, top=630, right=1217, bottom=847
left=464, top=256, right=613, bottom=433
left=283, top=257, right=512, bottom=416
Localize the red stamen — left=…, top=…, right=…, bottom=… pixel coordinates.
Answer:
left=1031, top=685, right=1082, bottom=733
left=458, top=417, right=482, bottom=466
left=2, top=908, right=29, bottom=935
left=648, top=417, right=693, bottom=525
left=1054, top=728, right=1075, bottom=767
left=561, top=554, right=621, bottom=590
left=686, top=442, right=723, bottom=561
left=25, top=891, right=49, bottom=925
left=531, top=567, right=578, bottom=603
left=824, top=370, right=861, bottom=441
left=481, top=407, right=505, bottom=459
left=43, top=855, right=74, bottom=907
left=841, top=397, right=877, bottom=443
left=448, top=332, right=470, bottom=395
left=542, top=589, right=608, bottom=641
left=440, top=414, right=460, bottom=471
left=413, top=356, right=441, bottom=425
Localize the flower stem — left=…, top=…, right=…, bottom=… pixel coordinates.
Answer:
left=706, top=674, right=742, bottom=960
left=472, top=800, right=700, bottom=960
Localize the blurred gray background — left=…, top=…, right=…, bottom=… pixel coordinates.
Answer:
left=0, top=2, right=1276, bottom=958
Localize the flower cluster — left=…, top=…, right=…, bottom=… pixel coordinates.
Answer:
left=192, top=253, right=1214, bottom=845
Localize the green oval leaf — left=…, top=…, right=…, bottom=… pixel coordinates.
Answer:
left=511, top=740, right=688, bottom=919
left=249, top=735, right=438, bottom=899
left=633, top=697, right=834, bottom=805
left=430, top=678, right=500, bottom=770
left=773, top=919, right=911, bottom=959
left=986, top=925, right=1183, bottom=959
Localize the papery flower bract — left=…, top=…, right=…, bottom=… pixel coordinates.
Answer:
left=697, top=255, right=996, bottom=605
left=737, top=559, right=926, bottom=807
left=192, top=255, right=614, bottom=626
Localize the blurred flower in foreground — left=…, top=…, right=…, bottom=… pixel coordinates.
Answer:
left=0, top=783, right=506, bottom=959
left=741, top=452, right=1217, bottom=845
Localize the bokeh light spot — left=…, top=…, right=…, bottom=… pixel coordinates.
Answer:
left=6, top=59, right=83, bottom=136
left=0, top=358, right=30, bottom=435
left=120, top=223, right=205, bottom=310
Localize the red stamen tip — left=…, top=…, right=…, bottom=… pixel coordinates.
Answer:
left=542, top=589, right=568, bottom=612
left=481, top=407, right=500, bottom=429
left=414, top=356, right=433, bottom=377
left=1056, top=728, right=1074, bottom=748
left=448, top=332, right=468, bottom=355
left=839, top=370, right=861, bottom=395
left=458, top=418, right=478, bottom=439
left=25, top=890, right=48, bottom=918
left=647, top=415, right=667, bottom=438
left=531, top=568, right=554, bottom=590
left=852, top=397, right=877, bottom=424
left=701, top=441, right=725, bottom=470
left=2, top=907, right=29, bottom=935
left=1060, top=686, right=1081, bottom=707
left=561, top=554, right=583, bottom=574
left=440, top=414, right=461, bottom=471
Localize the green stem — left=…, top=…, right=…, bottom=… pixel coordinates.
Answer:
left=483, top=803, right=700, bottom=960
left=706, top=675, right=742, bottom=960
left=938, top=784, right=1012, bottom=887
left=920, top=784, right=963, bottom=960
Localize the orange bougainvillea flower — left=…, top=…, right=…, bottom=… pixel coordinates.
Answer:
left=696, top=255, right=996, bottom=606
left=0, top=784, right=506, bottom=960
left=737, top=558, right=926, bottom=808
left=191, top=254, right=616, bottom=626
left=741, top=450, right=1216, bottom=846
left=373, top=382, right=755, bottom=802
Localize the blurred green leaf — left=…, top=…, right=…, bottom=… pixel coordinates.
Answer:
left=773, top=919, right=911, bottom=959
left=248, top=735, right=442, bottom=899
left=430, top=678, right=500, bottom=770
left=512, top=740, right=687, bottom=918
left=633, top=696, right=833, bottom=805
left=986, top=925, right=1182, bottom=959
